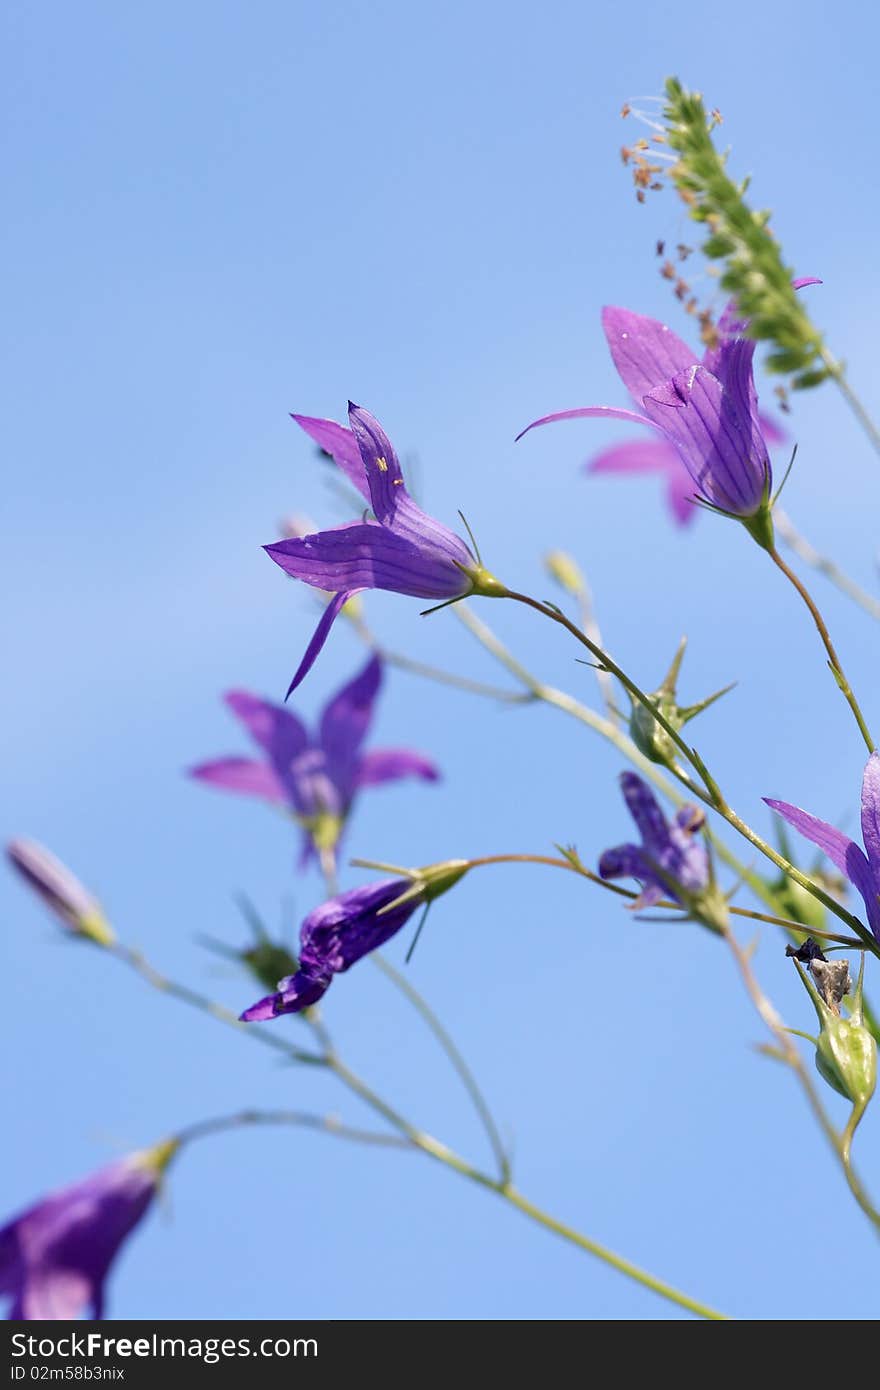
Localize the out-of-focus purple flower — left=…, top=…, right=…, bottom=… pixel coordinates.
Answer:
left=765, top=753, right=880, bottom=941
left=189, top=654, right=439, bottom=866
left=519, top=281, right=820, bottom=528
left=6, top=840, right=114, bottom=946
left=0, top=1141, right=176, bottom=1320
left=265, top=404, right=504, bottom=692
left=598, top=772, right=709, bottom=907
left=240, top=879, right=420, bottom=1020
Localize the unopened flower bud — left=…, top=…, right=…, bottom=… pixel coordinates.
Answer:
left=791, top=952, right=877, bottom=1112
left=629, top=638, right=734, bottom=768
left=6, top=839, right=115, bottom=946
left=545, top=550, right=586, bottom=597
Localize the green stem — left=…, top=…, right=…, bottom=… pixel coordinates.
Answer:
left=322, top=1053, right=727, bottom=1318
left=370, top=953, right=511, bottom=1184
left=768, top=547, right=875, bottom=754
left=110, top=944, right=325, bottom=1066
left=774, top=510, right=880, bottom=623
left=820, top=346, right=880, bottom=458
left=175, top=1107, right=413, bottom=1151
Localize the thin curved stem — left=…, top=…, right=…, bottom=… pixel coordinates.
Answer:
left=774, top=510, right=880, bottom=622
left=768, top=547, right=875, bottom=754
left=175, top=1107, right=413, bottom=1151
left=726, top=931, right=880, bottom=1235
left=109, top=943, right=325, bottom=1066
left=321, top=1052, right=727, bottom=1318
left=370, top=952, right=511, bottom=1184
left=820, top=346, right=880, bottom=457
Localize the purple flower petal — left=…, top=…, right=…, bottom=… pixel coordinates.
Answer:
left=601, top=306, right=697, bottom=404
left=599, top=843, right=664, bottom=906
left=860, top=753, right=880, bottom=880
left=299, top=878, right=418, bottom=976
left=318, top=654, right=383, bottom=801
left=290, top=414, right=370, bottom=503
left=347, top=404, right=474, bottom=569
left=188, top=757, right=288, bottom=804
left=516, top=404, right=662, bottom=443
left=265, top=521, right=468, bottom=600
left=643, top=365, right=769, bottom=516
left=356, top=747, right=441, bottom=787
left=588, top=437, right=681, bottom=478
left=240, top=968, right=330, bottom=1021
left=224, top=690, right=309, bottom=766
left=764, top=796, right=880, bottom=938
left=286, top=590, right=362, bottom=697
left=619, top=772, right=669, bottom=855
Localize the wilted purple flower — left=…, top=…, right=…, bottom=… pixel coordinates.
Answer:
left=599, top=772, right=709, bottom=907
left=6, top=840, right=114, bottom=946
left=519, top=282, right=819, bottom=528
left=240, top=879, right=420, bottom=1020
left=0, top=1141, right=176, bottom=1320
left=765, top=753, right=880, bottom=941
left=189, top=654, right=439, bottom=866
left=265, top=404, right=504, bottom=692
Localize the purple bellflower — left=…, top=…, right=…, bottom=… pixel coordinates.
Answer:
left=518, top=281, right=820, bottom=539
left=765, top=753, right=880, bottom=941
left=265, top=404, right=505, bottom=692
left=599, top=772, right=709, bottom=908
left=240, top=878, right=422, bottom=1020
left=0, top=1141, right=176, bottom=1320
left=189, top=654, right=439, bottom=866
left=6, top=840, right=114, bottom=946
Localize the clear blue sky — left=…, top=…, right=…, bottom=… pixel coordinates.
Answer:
left=4, top=0, right=880, bottom=1320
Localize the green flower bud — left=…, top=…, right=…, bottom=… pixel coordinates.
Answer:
left=792, top=953, right=877, bottom=1112
left=544, top=550, right=586, bottom=598
left=628, top=638, right=733, bottom=768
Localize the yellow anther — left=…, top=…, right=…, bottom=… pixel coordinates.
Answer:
left=376, top=456, right=388, bottom=472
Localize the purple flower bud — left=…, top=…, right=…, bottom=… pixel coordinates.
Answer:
left=6, top=840, right=114, bottom=946
left=0, top=1141, right=176, bottom=1320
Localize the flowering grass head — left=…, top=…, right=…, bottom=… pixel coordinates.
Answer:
left=265, top=404, right=505, bottom=692
left=765, top=753, right=880, bottom=942
left=0, top=1141, right=176, bottom=1320
left=189, top=654, right=439, bottom=866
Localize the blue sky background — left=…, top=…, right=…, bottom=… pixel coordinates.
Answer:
left=4, top=0, right=880, bottom=1321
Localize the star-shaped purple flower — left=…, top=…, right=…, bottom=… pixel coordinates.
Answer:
left=518, top=282, right=819, bottom=526
left=765, top=753, right=880, bottom=941
left=189, top=654, right=439, bottom=867
left=0, top=1143, right=174, bottom=1320
left=598, top=772, right=709, bottom=907
left=266, top=404, right=502, bottom=692
left=241, top=878, right=419, bottom=1020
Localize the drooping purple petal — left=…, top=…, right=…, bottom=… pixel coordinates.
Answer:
left=516, top=404, right=663, bottom=443
left=356, top=747, right=441, bottom=787
left=265, top=521, right=468, bottom=599
left=619, top=773, right=669, bottom=855
left=290, top=414, right=370, bottom=503
left=299, top=878, right=418, bottom=976
left=286, top=590, right=362, bottom=697
left=601, top=306, right=696, bottom=403
left=644, top=366, right=769, bottom=515
left=764, top=796, right=880, bottom=938
left=588, top=437, right=679, bottom=477
left=347, top=404, right=474, bottom=569
left=188, top=757, right=289, bottom=804
left=860, top=753, right=880, bottom=880
left=665, top=463, right=698, bottom=526
left=598, top=843, right=664, bottom=907
left=239, top=968, right=331, bottom=1021
left=224, top=691, right=309, bottom=767
left=318, top=654, right=382, bottom=800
